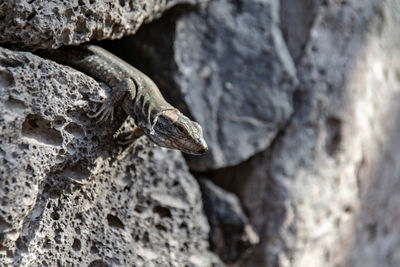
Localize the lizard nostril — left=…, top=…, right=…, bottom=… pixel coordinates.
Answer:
left=197, top=141, right=208, bottom=154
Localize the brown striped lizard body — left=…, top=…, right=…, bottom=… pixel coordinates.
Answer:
left=42, top=45, right=208, bottom=155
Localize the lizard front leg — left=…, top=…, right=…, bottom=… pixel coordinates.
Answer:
left=87, top=78, right=136, bottom=123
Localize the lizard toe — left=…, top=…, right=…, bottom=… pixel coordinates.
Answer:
left=89, top=97, right=106, bottom=104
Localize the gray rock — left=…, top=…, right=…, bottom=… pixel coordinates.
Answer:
left=280, top=0, right=321, bottom=64
left=199, top=178, right=259, bottom=265
left=0, top=0, right=198, bottom=49
left=104, top=0, right=297, bottom=171
left=0, top=47, right=222, bottom=266
left=209, top=0, right=400, bottom=266
left=178, top=0, right=297, bottom=171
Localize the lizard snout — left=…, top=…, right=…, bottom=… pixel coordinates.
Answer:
left=196, top=138, right=208, bottom=154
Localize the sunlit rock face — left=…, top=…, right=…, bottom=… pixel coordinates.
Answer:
left=0, top=47, right=221, bottom=267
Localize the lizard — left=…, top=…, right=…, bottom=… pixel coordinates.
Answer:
left=40, top=45, right=208, bottom=155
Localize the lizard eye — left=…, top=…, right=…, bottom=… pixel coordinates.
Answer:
left=177, top=125, right=185, bottom=133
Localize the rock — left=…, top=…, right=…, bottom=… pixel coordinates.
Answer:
left=209, top=0, right=400, bottom=266
left=0, top=0, right=198, bottom=49
left=280, top=0, right=321, bottom=64
left=0, top=47, right=221, bottom=266
left=199, top=178, right=259, bottom=265
left=101, top=0, right=297, bottom=171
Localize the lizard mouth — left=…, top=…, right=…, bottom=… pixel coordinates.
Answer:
left=180, top=138, right=208, bottom=155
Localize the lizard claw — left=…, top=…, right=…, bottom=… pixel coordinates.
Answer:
left=87, top=98, right=114, bottom=124
left=116, top=128, right=144, bottom=145
left=116, top=132, right=136, bottom=145
left=117, top=136, right=134, bottom=145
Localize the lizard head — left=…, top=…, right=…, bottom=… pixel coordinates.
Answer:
left=148, top=110, right=208, bottom=155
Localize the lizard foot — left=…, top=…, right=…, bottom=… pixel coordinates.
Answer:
left=87, top=98, right=114, bottom=124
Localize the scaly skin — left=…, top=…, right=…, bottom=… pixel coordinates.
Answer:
left=41, top=45, right=208, bottom=155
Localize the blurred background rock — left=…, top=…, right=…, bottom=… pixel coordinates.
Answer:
left=0, top=0, right=399, bottom=266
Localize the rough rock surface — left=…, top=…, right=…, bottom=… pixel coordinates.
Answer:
left=210, top=0, right=400, bottom=266
left=2, top=0, right=400, bottom=266
left=0, top=0, right=198, bottom=49
left=199, top=178, right=259, bottom=264
left=102, top=0, right=297, bottom=171
left=280, top=0, right=321, bottom=64
left=0, top=47, right=221, bottom=266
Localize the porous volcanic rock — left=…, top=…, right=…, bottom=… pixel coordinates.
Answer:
left=0, top=47, right=221, bottom=266
left=0, top=0, right=198, bottom=49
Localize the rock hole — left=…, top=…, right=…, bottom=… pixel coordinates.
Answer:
left=65, top=8, right=74, bottom=19
left=50, top=210, right=60, bottom=221
left=60, top=28, right=71, bottom=44
left=0, top=69, right=15, bottom=88
left=65, top=122, right=84, bottom=137
left=134, top=205, right=146, bottom=214
left=4, top=97, right=26, bottom=112
left=143, top=231, right=150, bottom=243
left=72, top=238, right=81, bottom=251
left=106, top=214, right=125, bottom=229
left=0, top=215, right=11, bottom=231
left=54, top=228, right=63, bottom=244
left=88, top=260, right=109, bottom=267
left=152, top=205, right=172, bottom=218
left=0, top=56, right=23, bottom=68
left=76, top=16, right=87, bottom=34
left=22, top=114, right=63, bottom=146
left=90, top=243, right=99, bottom=254
left=85, top=9, right=93, bottom=18
left=367, top=222, right=377, bottom=242
left=16, top=237, right=28, bottom=252
left=155, top=223, right=167, bottom=232
left=52, top=116, right=66, bottom=128
left=57, top=160, right=91, bottom=182
left=27, top=11, right=36, bottom=21
left=343, top=205, right=352, bottom=213
left=75, top=212, right=84, bottom=222
left=325, top=117, right=342, bottom=156
left=179, top=222, right=188, bottom=229
left=6, top=250, right=13, bottom=258
left=43, top=183, right=62, bottom=199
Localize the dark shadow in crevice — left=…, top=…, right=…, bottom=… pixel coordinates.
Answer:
left=98, top=4, right=196, bottom=118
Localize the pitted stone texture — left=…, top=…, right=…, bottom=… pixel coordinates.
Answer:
left=0, top=47, right=106, bottom=257
left=15, top=144, right=221, bottom=266
left=210, top=0, right=400, bottom=266
left=105, top=0, right=297, bottom=171
left=0, top=0, right=197, bottom=49
left=0, top=47, right=221, bottom=266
